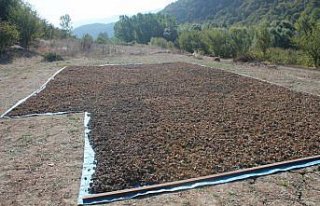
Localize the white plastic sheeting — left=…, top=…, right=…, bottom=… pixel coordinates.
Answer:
left=81, top=158, right=320, bottom=205
left=78, top=112, right=96, bottom=205
left=0, top=66, right=67, bottom=118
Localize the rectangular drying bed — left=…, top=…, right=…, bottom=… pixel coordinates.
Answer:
left=6, top=62, right=320, bottom=203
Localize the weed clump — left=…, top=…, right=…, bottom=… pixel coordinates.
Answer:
left=42, top=52, right=63, bottom=62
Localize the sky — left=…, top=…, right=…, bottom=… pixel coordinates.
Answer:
left=25, top=0, right=177, bottom=28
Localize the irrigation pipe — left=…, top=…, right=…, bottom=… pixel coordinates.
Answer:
left=0, top=66, right=67, bottom=118
left=80, top=155, right=320, bottom=205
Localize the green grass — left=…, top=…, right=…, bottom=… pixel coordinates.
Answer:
left=251, top=48, right=313, bottom=67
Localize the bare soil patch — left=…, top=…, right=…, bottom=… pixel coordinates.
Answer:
left=7, top=62, right=320, bottom=196
left=0, top=114, right=83, bottom=205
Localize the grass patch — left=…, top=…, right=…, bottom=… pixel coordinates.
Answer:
left=42, top=52, right=64, bottom=62
left=251, top=48, right=313, bottom=67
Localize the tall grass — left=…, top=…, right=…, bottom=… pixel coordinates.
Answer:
left=251, top=48, right=313, bottom=67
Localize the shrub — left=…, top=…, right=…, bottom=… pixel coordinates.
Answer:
left=234, top=54, right=255, bottom=63
left=178, top=30, right=208, bottom=53
left=229, top=27, right=254, bottom=57
left=42, top=52, right=63, bottom=62
left=294, top=23, right=320, bottom=68
left=250, top=48, right=313, bottom=67
left=81, top=34, right=94, bottom=52
left=96, top=32, right=109, bottom=44
left=149, top=37, right=174, bottom=49
left=0, top=22, right=19, bottom=54
left=202, top=28, right=234, bottom=58
left=254, top=23, right=272, bottom=57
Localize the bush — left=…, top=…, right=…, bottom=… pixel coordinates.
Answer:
left=229, top=27, right=253, bottom=57
left=178, top=30, right=208, bottom=53
left=0, top=22, right=19, bottom=54
left=234, top=54, right=255, bottom=63
left=250, top=48, right=313, bottom=67
left=81, top=34, right=94, bottom=52
left=149, top=37, right=174, bottom=49
left=294, top=22, right=320, bottom=68
left=96, top=32, right=109, bottom=44
left=202, top=28, right=234, bottom=58
left=42, top=52, right=63, bottom=62
left=254, top=23, right=272, bottom=57
left=178, top=27, right=252, bottom=58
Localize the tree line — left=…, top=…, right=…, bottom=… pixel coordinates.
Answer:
left=114, top=13, right=178, bottom=44
left=114, top=12, right=320, bottom=68
left=0, top=0, right=69, bottom=54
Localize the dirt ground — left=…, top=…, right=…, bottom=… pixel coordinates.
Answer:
left=0, top=114, right=84, bottom=205
left=0, top=47, right=319, bottom=205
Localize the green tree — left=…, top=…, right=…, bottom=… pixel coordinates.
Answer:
left=178, top=30, right=207, bottom=53
left=229, top=27, right=253, bottom=57
left=60, top=14, right=72, bottom=38
left=114, top=15, right=135, bottom=42
left=40, top=19, right=62, bottom=40
left=163, top=27, right=178, bottom=42
left=270, top=20, right=295, bottom=49
left=114, top=13, right=177, bottom=44
left=81, top=34, right=94, bottom=52
left=295, top=17, right=320, bottom=68
left=9, top=2, right=41, bottom=49
left=202, top=28, right=233, bottom=57
left=0, top=21, right=19, bottom=54
left=295, top=13, right=315, bottom=36
left=131, top=13, right=163, bottom=44
left=255, top=23, right=272, bottom=56
left=0, top=0, right=19, bottom=21
left=96, top=32, right=109, bottom=44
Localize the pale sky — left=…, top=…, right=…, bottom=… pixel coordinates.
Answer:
left=25, top=0, right=177, bottom=27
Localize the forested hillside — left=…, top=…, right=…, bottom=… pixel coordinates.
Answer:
left=163, top=0, right=320, bottom=25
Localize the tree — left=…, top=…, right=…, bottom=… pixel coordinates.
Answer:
left=81, top=34, right=94, bottom=52
left=295, top=13, right=315, bottom=36
left=229, top=27, right=253, bottom=57
left=202, top=28, right=233, bottom=57
left=60, top=14, right=72, bottom=38
left=9, top=2, right=41, bottom=49
left=0, top=0, right=18, bottom=21
left=0, top=21, right=19, bottom=54
left=131, top=13, right=163, bottom=44
left=114, top=13, right=177, bottom=44
left=301, top=24, right=320, bottom=67
left=255, top=23, right=272, bottom=56
left=295, top=16, right=320, bottom=68
left=163, top=27, right=178, bottom=42
left=270, top=20, right=295, bottom=49
left=96, top=32, right=109, bottom=44
left=178, top=30, right=207, bottom=53
left=114, top=15, right=135, bottom=42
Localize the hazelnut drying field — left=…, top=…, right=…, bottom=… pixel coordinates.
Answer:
left=7, top=62, right=320, bottom=194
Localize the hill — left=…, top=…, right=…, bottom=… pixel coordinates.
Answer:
left=73, top=23, right=115, bottom=39
left=163, top=0, right=320, bottom=25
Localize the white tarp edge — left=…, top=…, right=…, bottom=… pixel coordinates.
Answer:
left=0, top=66, right=67, bottom=118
